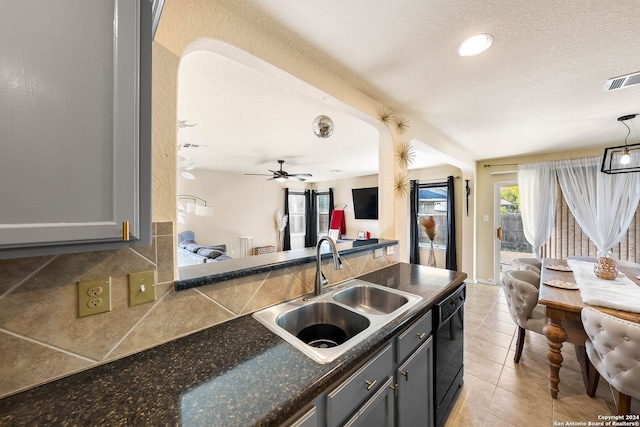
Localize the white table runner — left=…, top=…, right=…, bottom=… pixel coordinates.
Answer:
left=567, top=259, right=640, bottom=314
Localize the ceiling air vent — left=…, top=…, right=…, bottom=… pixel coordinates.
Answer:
left=604, top=71, right=640, bottom=92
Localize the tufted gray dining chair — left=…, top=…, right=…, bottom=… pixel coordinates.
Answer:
left=581, top=307, right=640, bottom=414
left=511, top=257, right=542, bottom=274
left=502, top=269, right=546, bottom=363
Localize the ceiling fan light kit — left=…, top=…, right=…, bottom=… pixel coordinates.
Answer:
left=601, top=114, right=640, bottom=174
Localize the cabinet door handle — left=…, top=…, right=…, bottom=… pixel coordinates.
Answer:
left=400, top=370, right=409, bottom=381
left=365, top=379, right=377, bottom=390
left=389, top=384, right=398, bottom=397
left=416, top=332, right=426, bottom=340
left=122, top=221, right=130, bottom=241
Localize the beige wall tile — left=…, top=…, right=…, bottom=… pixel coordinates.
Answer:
left=155, top=235, right=175, bottom=284
left=0, top=250, right=158, bottom=361
left=359, top=252, right=390, bottom=274
left=133, top=236, right=157, bottom=264
left=340, top=251, right=369, bottom=276
left=322, top=256, right=357, bottom=285
left=241, top=269, right=308, bottom=314
left=199, top=272, right=268, bottom=315
left=287, top=263, right=317, bottom=291
left=383, top=245, right=399, bottom=263
left=0, top=332, right=92, bottom=397
left=0, top=255, right=54, bottom=297
left=108, top=285, right=233, bottom=359
left=156, top=221, right=174, bottom=236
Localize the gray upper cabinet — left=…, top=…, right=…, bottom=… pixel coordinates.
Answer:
left=0, top=0, right=152, bottom=259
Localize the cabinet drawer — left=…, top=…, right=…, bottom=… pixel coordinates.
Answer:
left=326, top=343, right=393, bottom=427
left=396, top=310, right=432, bottom=363
left=288, top=406, right=317, bottom=427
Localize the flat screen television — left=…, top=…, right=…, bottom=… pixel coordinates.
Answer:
left=352, top=187, right=378, bottom=220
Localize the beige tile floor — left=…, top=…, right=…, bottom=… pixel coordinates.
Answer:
left=444, top=282, right=621, bottom=427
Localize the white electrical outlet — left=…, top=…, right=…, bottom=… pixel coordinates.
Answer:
left=374, top=248, right=383, bottom=258
left=386, top=246, right=395, bottom=255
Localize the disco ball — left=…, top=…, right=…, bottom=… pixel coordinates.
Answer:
left=312, top=115, right=334, bottom=138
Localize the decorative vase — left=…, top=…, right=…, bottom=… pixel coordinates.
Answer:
left=594, top=251, right=617, bottom=280
left=427, top=241, right=437, bottom=268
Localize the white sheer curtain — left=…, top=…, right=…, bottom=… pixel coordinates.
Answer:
left=554, top=156, right=640, bottom=256
left=518, top=161, right=557, bottom=259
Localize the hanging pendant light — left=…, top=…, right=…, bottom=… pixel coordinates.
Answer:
left=312, top=97, right=334, bottom=138
left=601, top=114, right=640, bottom=174
left=312, top=114, right=334, bottom=138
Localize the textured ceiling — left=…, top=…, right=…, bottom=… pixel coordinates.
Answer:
left=178, top=0, right=640, bottom=179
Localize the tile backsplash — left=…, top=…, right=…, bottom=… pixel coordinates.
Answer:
left=0, top=222, right=398, bottom=398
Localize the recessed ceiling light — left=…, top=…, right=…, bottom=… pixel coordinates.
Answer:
left=457, top=33, right=494, bottom=57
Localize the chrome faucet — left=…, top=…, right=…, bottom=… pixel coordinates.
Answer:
left=314, top=236, right=343, bottom=296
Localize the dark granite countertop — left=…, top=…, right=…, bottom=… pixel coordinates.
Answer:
left=0, top=263, right=466, bottom=426
left=176, top=238, right=398, bottom=291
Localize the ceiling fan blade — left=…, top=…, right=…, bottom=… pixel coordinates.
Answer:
left=289, top=173, right=313, bottom=177
left=290, top=176, right=307, bottom=181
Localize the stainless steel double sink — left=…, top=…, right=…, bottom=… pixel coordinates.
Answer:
left=252, top=279, right=423, bottom=363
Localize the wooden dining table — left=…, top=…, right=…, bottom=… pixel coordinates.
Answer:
left=538, top=257, right=640, bottom=399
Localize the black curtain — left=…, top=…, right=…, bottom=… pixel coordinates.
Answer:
left=409, top=180, right=420, bottom=264
left=304, top=190, right=318, bottom=247
left=445, top=176, right=458, bottom=270
left=328, top=188, right=334, bottom=232
left=283, top=188, right=291, bottom=251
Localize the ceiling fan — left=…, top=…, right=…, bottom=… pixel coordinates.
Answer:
left=245, top=159, right=313, bottom=182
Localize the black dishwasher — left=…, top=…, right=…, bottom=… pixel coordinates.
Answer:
left=433, top=283, right=465, bottom=427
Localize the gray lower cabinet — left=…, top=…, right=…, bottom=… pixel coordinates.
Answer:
left=396, top=338, right=434, bottom=427
left=343, top=377, right=395, bottom=427
left=394, top=311, right=434, bottom=427
left=288, top=406, right=318, bottom=427
left=326, top=343, right=393, bottom=427
left=0, top=0, right=152, bottom=259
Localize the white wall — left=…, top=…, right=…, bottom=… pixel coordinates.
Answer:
left=315, top=174, right=380, bottom=239
left=178, top=170, right=384, bottom=254
left=178, top=169, right=290, bottom=256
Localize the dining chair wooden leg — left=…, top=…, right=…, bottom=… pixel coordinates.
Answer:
left=573, top=345, right=590, bottom=393
left=514, top=326, right=525, bottom=363
left=617, top=392, right=631, bottom=415
left=586, top=359, right=600, bottom=397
